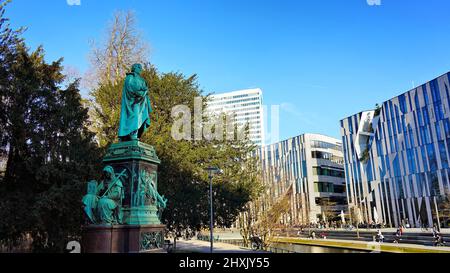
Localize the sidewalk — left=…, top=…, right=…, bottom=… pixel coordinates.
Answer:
left=173, top=239, right=262, bottom=253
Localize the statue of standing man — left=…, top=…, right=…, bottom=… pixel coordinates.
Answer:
left=118, top=64, right=152, bottom=141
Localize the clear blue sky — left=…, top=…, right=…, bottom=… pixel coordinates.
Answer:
left=6, top=0, right=450, bottom=142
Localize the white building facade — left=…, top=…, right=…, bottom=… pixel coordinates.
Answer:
left=258, top=133, right=347, bottom=224
left=207, top=88, right=264, bottom=146
left=341, top=72, right=450, bottom=228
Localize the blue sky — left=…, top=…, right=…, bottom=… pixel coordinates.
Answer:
left=6, top=0, right=450, bottom=142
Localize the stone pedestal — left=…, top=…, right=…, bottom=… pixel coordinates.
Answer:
left=82, top=140, right=167, bottom=253
left=102, top=140, right=162, bottom=226
left=81, top=224, right=165, bottom=253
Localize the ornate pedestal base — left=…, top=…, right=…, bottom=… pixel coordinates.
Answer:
left=81, top=140, right=167, bottom=253
left=127, top=205, right=161, bottom=225
left=81, top=224, right=165, bottom=253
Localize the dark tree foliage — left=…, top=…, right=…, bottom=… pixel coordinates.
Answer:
left=0, top=1, right=102, bottom=252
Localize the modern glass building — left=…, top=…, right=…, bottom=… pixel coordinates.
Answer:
left=207, top=88, right=264, bottom=145
left=258, top=133, right=346, bottom=224
left=341, top=72, right=450, bottom=228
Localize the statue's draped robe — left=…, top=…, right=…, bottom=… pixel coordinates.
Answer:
left=118, top=71, right=152, bottom=138
left=98, top=173, right=124, bottom=224
left=82, top=181, right=104, bottom=223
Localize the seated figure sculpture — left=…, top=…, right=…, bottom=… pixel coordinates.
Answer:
left=97, top=166, right=124, bottom=225
left=82, top=166, right=126, bottom=225
left=82, top=180, right=104, bottom=224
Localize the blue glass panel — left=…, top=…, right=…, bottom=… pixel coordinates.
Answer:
left=444, top=119, right=450, bottom=139
left=427, top=144, right=438, bottom=172
left=393, top=155, right=401, bottom=177
left=430, top=172, right=440, bottom=196
left=421, top=146, right=429, bottom=172
left=434, top=103, right=444, bottom=121
left=422, top=107, right=430, bottom=124
left=416, top=174, right=423, bottom=197
left=414, top=91, right=420, bottom=109
left=399, top=94, right=407, bottom=113
left=407, top=92, right=413, bottom=112
left=417, top=110, right=424, bottom=127
left=436, top=123, right=442, bottom=140
left=423, top=84, right=430, bottom=105
left=409, top=130, right=415, bottom=147
left=439, top=141, right=449, bottom=169
left=430, top=79, right=441, bottom=103
left=348, top=117, right=353, bottom=133
left=407, top=149, right=416, bottom=173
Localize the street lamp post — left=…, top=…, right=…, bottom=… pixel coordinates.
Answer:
left=205, top=167, right=222, bottom=253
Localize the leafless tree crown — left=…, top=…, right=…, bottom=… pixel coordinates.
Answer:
left=87, top=10, right=149, bottom=87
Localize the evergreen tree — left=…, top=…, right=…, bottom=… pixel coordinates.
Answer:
left=0, top=1, right=102, bottom=252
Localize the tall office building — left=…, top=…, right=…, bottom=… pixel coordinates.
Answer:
left=207, top=88, right=264, bottom=145
left=258, top=133, right=346, bottom=224
left=341, top=72, right=450, bottom=228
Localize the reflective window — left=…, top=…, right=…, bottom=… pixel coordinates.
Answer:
left=427, top=144, right=438, bottom=172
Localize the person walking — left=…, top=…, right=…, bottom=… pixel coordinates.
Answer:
left=376, top=229, right=384, bottom=243
left=393, top=228, right=402, bottom=243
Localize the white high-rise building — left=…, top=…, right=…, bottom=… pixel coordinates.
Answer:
left=207, top=88, right=265, bottom=145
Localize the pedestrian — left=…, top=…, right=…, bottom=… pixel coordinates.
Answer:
left=432, top=225, right=439, bottom=237
left=393, top=228, right=401, bottom=243
left=376, top=229, right=384, bottom=243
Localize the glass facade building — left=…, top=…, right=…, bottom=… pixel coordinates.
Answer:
left=340, top=72, right=450, bottom=228
left=258, top=133, right=346, bottom=224
left=207, top=88, right=264, bottom=145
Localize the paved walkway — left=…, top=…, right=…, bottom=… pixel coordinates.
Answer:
left=174, top=239, right=261, bottom=253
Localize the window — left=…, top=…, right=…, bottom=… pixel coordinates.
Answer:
left=313, top=166, right=345, bottom=178
left=444, top=119, right=450, bottom=138
left=406, top=149, right=417, bottom=173
left=414, top=91, right=421, bottom=109
left=421, top=146, right=429, bottom=172
left=436, top=123, right=442, bottom=140
left=314, top=182, right=334, bottom=193
left=422, top=107, right=430, bottom=124
left=439, top=141, right=449, bottom=169
left=423, top=84, right=430, bottom=105
left=430, top=172, right=440, bottom=196
left=427, top=144, right=438, bottom=172
left=434, top=103, right=444, bottom=121
left=315, top=197, right=346, bottom=206
left=399, top=94, right=407, bottom=114
left=311, top=140, right=342, bottom=151
left=430, top=79, right=441, bottom=104
left=313, top=183, right=335, bottom=193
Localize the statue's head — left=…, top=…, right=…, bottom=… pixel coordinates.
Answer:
left=131, top=63, right=143, bottom=75
left=103, top=165, right=115, bottom=180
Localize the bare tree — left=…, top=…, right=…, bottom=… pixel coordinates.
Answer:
left=319, top=198, right=337, bottom=227
left=239, top=202, right=256, bottom=248
left=350, top=205, right=363, bottom=238
left=254, top=190, right=291, bottom=250
left=85, top=10, right=149, bottom=88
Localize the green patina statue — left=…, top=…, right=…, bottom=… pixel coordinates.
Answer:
left=135, top=170, right=168, bottom=209
left=82, top=166, right=126, bottom=225
left=97, top=166, right=125, bottom=224
left=82, top=64, right=168, bottom=228
left=118, top=63, right=153, bottom=141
